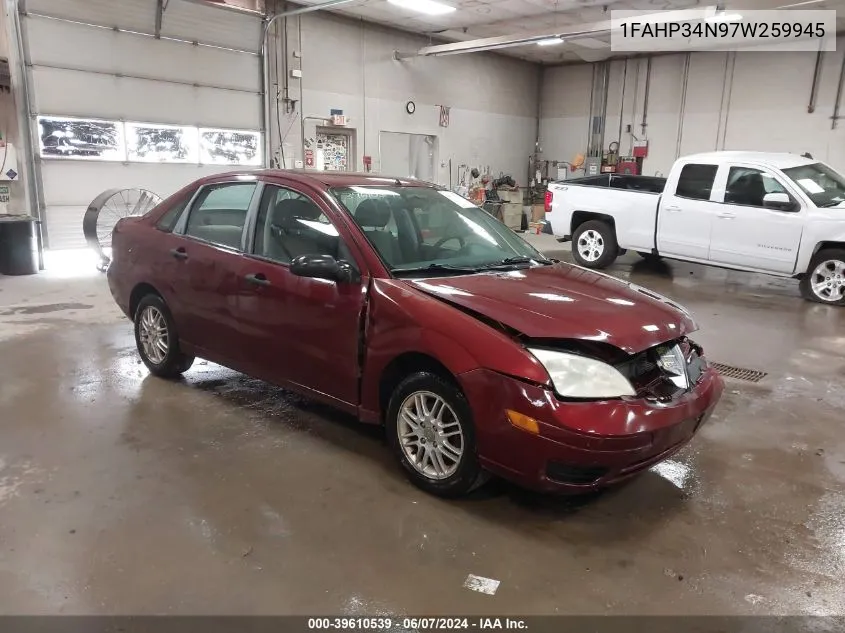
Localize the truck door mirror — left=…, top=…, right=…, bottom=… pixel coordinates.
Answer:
left=762, top=192, right=797, bottom=212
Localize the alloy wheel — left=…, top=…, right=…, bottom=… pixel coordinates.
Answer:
left=810, top=259, right=845, bottom=303
left=578, top=229, right=605, bottom=262
left=138, top=305, right=169, bottom=364
left=398, top=391, right=464, bottom=480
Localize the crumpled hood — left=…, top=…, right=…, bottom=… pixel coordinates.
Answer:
left=408, top=264, right=697, bottom=354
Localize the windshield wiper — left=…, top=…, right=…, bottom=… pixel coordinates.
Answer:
left=477, top=256, right=555, bottom=269
left=819, top=199, right=845, bottom=208
left=392, top=263, right=480, bottom=277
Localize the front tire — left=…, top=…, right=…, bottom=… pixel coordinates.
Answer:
left=386, top=372, right=487, bottom=497
left=800, top=249, right=845, bottom=306
left=134, top=294, right=195, bottom=378
left=572, top=220, right=618, bottom=269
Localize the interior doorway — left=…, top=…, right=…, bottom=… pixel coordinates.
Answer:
left=379, top=132, right=437, bottom=181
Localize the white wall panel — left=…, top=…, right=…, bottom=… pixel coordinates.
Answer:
left=160, top=0, right=262, bottom=51
left=23, top=1, right=263, bottom=249
left=31, top=67, right=260, bottom=128
left=284, top=12, right=540, bottom=187
left=27, top=18, right=261, bottom=94
left=539, top=36, right=845, bottom=178
left=27, top=0, right=156, bottom=32
left=537, top=63, right=591, bottom=163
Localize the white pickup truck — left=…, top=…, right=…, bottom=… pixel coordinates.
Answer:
left=545, top=151, right=845, bottom=305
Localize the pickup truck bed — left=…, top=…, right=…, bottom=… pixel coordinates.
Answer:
left=565, top=174, right=667, bottom=194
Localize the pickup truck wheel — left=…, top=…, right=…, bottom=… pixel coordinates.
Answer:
left=572, top=220, right=618, bottom=269
left=800, top=249, right=845, bottom=306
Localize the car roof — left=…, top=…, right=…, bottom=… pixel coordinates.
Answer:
left=202, top=169, right=437, bottom=189
left=681, top=151, right=816, bottom=170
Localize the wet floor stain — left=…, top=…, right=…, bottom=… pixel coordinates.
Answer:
left=0, top=302, right=93, bottom=315
left=0, top=255, right=844, bottom=615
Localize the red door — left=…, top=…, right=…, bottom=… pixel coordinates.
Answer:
left=167, top=180, right=258, bottom=364
left=233, top=184, right=368, bottom=410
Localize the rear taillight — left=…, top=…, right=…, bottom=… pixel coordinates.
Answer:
left=544, top=190, right=553, bottom=212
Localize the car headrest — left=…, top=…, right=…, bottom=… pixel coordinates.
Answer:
left=271, top=198, right=322, bottom=229
left=355, top=198, right=391, bottom=228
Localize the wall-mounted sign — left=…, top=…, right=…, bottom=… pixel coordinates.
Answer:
left=304, top=149, right=314, bottom=168
left=0, top=185, right=9, bottom=203
left=439, top=105, right=450, bottom=128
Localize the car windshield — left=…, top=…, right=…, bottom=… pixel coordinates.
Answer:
left=782, top=163, right=845, bottom=208
left=331, top=186, right=551, bottom=276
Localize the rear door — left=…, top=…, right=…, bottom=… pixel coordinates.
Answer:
left=169, top=179, right=259, bottom=363
left=707, top=164, right=804, bottom=273
left=657, top=162, right=718, bottom=259
left=233, top=183, right=368, bottom=410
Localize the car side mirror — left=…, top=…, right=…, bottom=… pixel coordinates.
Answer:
left=763, top=192, right=797, bottom=211
left=290, top=254, right=358, bottom=283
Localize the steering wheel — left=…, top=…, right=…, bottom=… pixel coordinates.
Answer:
left=433, top=235, right=466, bottom=250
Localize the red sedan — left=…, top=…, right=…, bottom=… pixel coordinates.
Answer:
left=107, top=170, right=724, bottom=497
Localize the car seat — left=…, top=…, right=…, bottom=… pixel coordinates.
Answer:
left=264, top=198, right=336, bottom=261
left=354, top=198, right=401, bottom=265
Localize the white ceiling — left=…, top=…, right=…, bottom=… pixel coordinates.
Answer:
left=293, top=0, right=845, bottom=63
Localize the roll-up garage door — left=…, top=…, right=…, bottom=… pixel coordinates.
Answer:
left=23, top=0, right=263, bottom=249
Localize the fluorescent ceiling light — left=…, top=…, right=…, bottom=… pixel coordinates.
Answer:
left=707, top=11, right=742, bottom=22
left=537, top=37, right=564, bottom=46
left=387, top=0, right=456, bottom=15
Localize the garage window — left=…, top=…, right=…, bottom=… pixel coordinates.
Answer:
left=126, top=122, right=198, bottom=163
left=37, top=116, right=124, bottom=161
left=36, top=115, right=262, bottom=167
left=199, top=128, right=262, bottom=166
left=675, top=164, right=718, bottom=201
left=184, top=183, right=257, bottom=250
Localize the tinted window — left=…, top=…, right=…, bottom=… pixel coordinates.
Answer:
left=675, top=164, right=718, bottom=200
left=156, top=195, right=191, bottom=232
left=253, top=185, right=350, bottom=264
left=725, top=167, right=787, bottom=207
left=184, top=183, right=256, bottom=250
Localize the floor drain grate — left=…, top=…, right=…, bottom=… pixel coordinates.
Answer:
left=711, top=363, right=768, bottom=383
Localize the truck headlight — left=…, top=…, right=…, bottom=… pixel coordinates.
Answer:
left=528, top=348, right=637, bottom=399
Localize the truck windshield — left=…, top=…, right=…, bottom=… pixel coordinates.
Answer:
left=331, top=186, right=550, bottom=276
left=782, top=163, right=845, bottom=208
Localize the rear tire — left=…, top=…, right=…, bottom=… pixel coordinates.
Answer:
left=800, top=249, right=845, bottom=306
left=572, top=220, right=618, bottom=269
left=134, top=294, right=195, bottom=378
left=386, top=371, right=488, bottom=498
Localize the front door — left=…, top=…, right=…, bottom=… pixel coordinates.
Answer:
left=170, top=180, right=258, bottom=362
left=234, top=184, right=367, bottom=409
left=708, top=165, right=804, bottom=273
left=657, top=162, right=719, bottom=260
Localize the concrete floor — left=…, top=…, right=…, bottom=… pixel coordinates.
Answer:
left=1, top=237, right=844, bottom=616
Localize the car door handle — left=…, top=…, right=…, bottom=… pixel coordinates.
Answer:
left=245, top=273, right=271, bottom=287
left=170, top=247, right=188, bottom=260
left=665, top=205, right=682, bottom=213
left=717, top=212, right=736, bottom=219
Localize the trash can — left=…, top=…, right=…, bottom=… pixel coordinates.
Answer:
left=0, top=214, right=40, bottom=275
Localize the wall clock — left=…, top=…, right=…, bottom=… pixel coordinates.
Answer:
left=406, top=101, right=416, bottom=114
